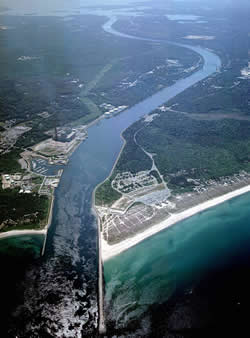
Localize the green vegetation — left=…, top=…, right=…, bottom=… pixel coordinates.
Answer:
left=96, top=9, right=250, bottom=196
left=116, top=111, right=250, bottom=193
left=69, top=110, right=102, bottom=127
left=81, top=97, right=102, bottom=117
left=115, top=123, right=152, bottom=174
left=0, top=14, right=199, bottom=156
left=167, top=75, right=249, bottom=117
left=80, top=63, right=114, bottom=97
left=115, top=7, right=249, bottom=117
left=94, top=43, right=201, bottom=109
left=0, top=188, right=50, bottom=231
left=0, top=13, right=200, bottom=221
left=139, top=114, right=250, bottom=175
left=99, top=108, right=250, bottom=196
left=150, top=170, right=162, bottom=184
left=95, top=178, right=121, bottom=207
left=32, top=176, right=44, bottom=185
left=0, top=150, right=22, bottom=173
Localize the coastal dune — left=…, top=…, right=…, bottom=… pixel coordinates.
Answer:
left=102, top=185, right=250, bottom=261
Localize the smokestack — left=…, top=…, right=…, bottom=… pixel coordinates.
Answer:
left=54, top=127, right=58, bottom=141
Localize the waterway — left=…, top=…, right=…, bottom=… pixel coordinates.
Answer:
left=1, top=7, right=248, bottom=338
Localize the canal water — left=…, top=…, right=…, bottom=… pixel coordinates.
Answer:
left=1, top=4, right=249, bottom=338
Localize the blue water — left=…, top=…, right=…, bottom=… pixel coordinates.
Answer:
left=0, top=8, right=242, bottom=336
left=31, top=158, right=63, bottom=176
left=104, top=192, right=250, bottom=327
left=0, top=234, right=44, bottom=258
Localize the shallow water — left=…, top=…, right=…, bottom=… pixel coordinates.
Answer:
left=0, top=6, right=223, bottom=337
left=104, top=192, right=250, bottom=329
left=0, top=234, right=44, bottom=258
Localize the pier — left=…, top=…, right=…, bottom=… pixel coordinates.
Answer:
left=41, top=195, right=55, bottom=256
left=98, top=218, right=106, bottom=334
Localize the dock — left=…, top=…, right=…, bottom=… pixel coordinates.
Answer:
left=98, top=217, right=106, bottom=334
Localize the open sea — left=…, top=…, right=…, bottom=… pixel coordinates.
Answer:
left=0, top=1, right=249, bottom=337
left=104, top=192, right=250, bottom=335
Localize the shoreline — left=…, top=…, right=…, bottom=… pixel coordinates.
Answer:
left=92, top=132, right=126, bottom=209
left=0, top=228, right=46, bottom=240
left=0, top=84, right=109, bottom=247
left=101, top=184, right=250, bottom=261
left=94, top=15, right=222, bottom=264
left=0, top=195, right=55, bottom=250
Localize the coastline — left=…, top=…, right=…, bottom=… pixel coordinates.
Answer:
left=0, top=194, right=55, bottom=252
left=0, top=88, right=112, bottom=247
left=0, top=103, right=104, bottom=245
left=94, top=15, right=223, bottom=264
left=0, top=14, right=219, bottom=253
left=0, top=228, right=46, bottom=240
left=101, top=184, right=250, bottom=261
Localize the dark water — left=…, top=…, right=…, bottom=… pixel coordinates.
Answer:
left=0, top=9, right=245, bottom=338
left=104, top=193, right=250, bottom=334
left=0, top=235, right=44, bottom=333
left=0, top=234, right=44, bottom=258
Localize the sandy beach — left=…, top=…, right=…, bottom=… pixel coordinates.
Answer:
left=102, top=184, right=250, bottom=261
left=0, top=195, right=54, bottom=247
left=0, top=228, right=46, bottom=240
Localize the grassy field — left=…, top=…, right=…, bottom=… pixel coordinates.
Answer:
left=95, top=178, right=121, bottom=207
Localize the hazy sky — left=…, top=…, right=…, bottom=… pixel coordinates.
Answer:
left=1, top=0, right=149, bottom=10
left=1, top=0, right=247, bottom=16
left=0, top=0, right=151, bottom=16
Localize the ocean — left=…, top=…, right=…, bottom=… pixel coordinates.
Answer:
left=0, top=3, right=247, bottom=336
left=104, top=192, right=250, bottom=335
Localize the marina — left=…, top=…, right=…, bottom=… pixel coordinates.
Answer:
left=0, top=2, right=248, bottom=336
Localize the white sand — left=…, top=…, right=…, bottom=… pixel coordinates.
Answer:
left=102, top=185, right=250, bottom=261
left=0, top=196, right=54, bottom=242
left=0, top=229, right=46, bottom=240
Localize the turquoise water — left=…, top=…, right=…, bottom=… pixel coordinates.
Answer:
left=0, top=235, right=44, bottom=258
left=0, top=11, right=221, bottom=335
left=104, top=192, right=250, bottom=325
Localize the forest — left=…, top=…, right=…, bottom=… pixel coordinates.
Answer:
left=0, top=188, right=50, bottom=231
